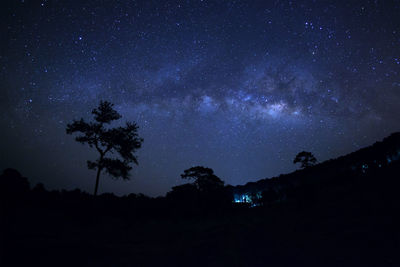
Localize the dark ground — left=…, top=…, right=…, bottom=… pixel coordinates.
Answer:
left=1, top=159, right=400, bottom=266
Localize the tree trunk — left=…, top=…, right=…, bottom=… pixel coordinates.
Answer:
left=94, top=167, right=102, bottom=196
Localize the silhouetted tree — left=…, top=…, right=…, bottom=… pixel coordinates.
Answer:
left=176, top=166, right=231, bottom=211
left=293, top=151, right=317, bottom=169
left=66, top=101, right=143, bottom=196
left=181, top=166, right=224, bottom=192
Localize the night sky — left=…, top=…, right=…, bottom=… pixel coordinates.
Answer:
left=1, top=0, right=400, bottom=196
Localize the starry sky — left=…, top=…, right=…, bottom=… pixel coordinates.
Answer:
left=1, top=0, right=400, bottom=196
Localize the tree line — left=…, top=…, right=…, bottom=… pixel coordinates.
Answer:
left=66, top=101, right=318, bottom=197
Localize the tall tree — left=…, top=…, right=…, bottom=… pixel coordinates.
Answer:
left=66, top=101, right=143, bottom=196
left=293, top=151, right=317, bottom=169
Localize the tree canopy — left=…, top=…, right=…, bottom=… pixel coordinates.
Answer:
left=181, top=166, right=224, bottom=192
left=293, top=151, right=317, bottom=169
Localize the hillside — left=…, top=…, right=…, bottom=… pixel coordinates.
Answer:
left=233, top=132, right=400, bottom=204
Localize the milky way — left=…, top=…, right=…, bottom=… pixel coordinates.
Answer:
left=1, top=0, right=400, bottom=196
